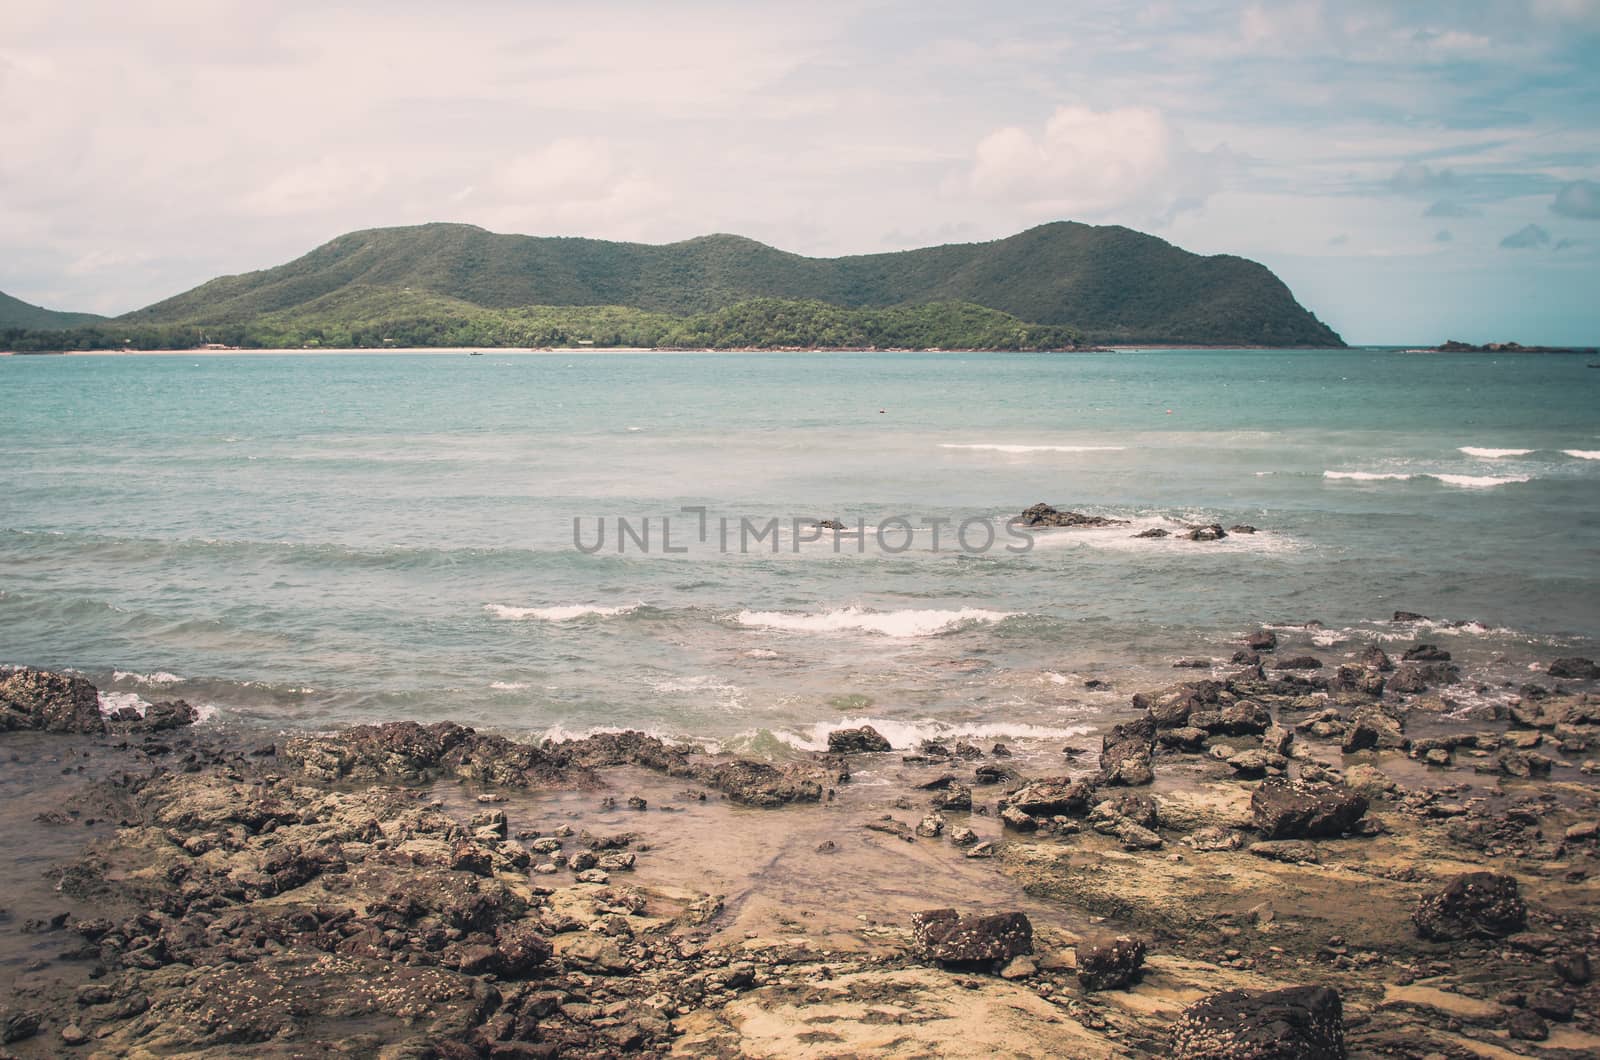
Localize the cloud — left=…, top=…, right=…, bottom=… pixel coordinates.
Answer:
left=244, top=157, right=389, bottom=217
left=1388, top=163, right=1455, bottom=193
left=1551, top=179, right=1600, bottom=219
left=1424, top=200, right=1477, bottom=218
left=1500, top=223, right=1552, bottom=248
left=1435, top=229, right=1454, bottom=242
left=967, top=103, right=1226, bottom=223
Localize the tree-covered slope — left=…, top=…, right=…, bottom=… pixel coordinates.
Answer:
left=0, top=290, right=104, bottom=330
left=125, top=222, right=1343, bottom=347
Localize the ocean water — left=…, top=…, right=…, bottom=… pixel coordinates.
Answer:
left=1, top=348, right=1596, bottom=749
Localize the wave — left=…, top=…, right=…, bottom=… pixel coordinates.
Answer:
left=1323, top=470, right=1530, bottom=488
left=97, top=690, right=150, bottom=717
left=940, top=443, right=1125, bottom=454
left=1458, top=447, right=1533, bottom=459
left=734, top=606, right=1016, bottom=638
left=1564, top=450, right=1600, bottom=460
left=772, top=715, right=1093, bottom=753
left=484, top=602, right=640, bottom=622
left=489, top=681, right=531, bottom=691
left=112, top=669, right=183, bottom=685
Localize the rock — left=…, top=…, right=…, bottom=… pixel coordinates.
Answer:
left=1251, top=780, right=1368, bottom=839
left=1261, top=723, right=1294, bottom=756
left=450, top=840, right=494, bottom=876
left=1329, top=665, right=1385, bottom=696
left=1389, top=661, right=1460, bottom=693
left=1226, top=749, right=1286, bottom=778
left=931, top=782, right=973, bottom=811
left=1187, top=524, right=1228, bottom=541
left=1273, top=656, right=1323, bottom=671
left=915, top=812, right=946, bottom=838
left=998, top=954, right=1037, bottom=980
left=0, top=1008, right=42, bottom=1044
left=1529, top=990, right=1574, bottom=1022
left=827, top=725, right=891, bottom=754
left=1245, top=631, right=1278, bottom=652
left=1134, top=527, right=1170, bottom=538
left=1401, top=644, right=1450, bottom=662
left=1229, top=524, right=1258, bottom=534
left=1549, top=657, right=1600, bottom=679
left=1184, top=826, right=1245, bottom=852
left=1506, top=1008, right=1549, bottom=1041
left=1076, top=935, right=1147, bottom=991
left=1171, top=986, right=1344, bottom=1060
left=1393, top=611, right=1430, bottom=622
left=1189, top=701, right=1271, bottom=736
left=1414, top=872, right=1527, bottom=941
left=1099, top=717, right=1156, bottom=786
left=0, top=668, right=104, bottom=734
left=1340, top=707, right=1407, bottom=753
left=949, top=827, right=979, bottom=847
left=999, top=777, right=1097, bottom=818
left=1249, top=840, right=1320, bottom=864
left=1174, top=658, right=1213, bottom=669
left=1358, top=645, right=1393, bottom=671
left=1017, top=503, right=1129, bottom=529
left=60, top=1024, right=88, bottom=1046
left=815, top=519, right=846, bottom=530
left=555, top=933, right=634, bottom=975
left=1159, top=726, right=1209, bottom=751
left=1553, top=949, right=1591, bottom=985
left=705, top=760, right=823, bottom=806
left=999, top=806, right=1038, bottom=832
left=493, top=922, right=554, bottom=977
left=1233, top=650, right=1261, bottom=665
left=911, top=909, right=1033, bottom=966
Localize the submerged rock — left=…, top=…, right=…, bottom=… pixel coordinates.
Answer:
left=1186, top=524, right=1228, bottom=541
left=1413, top=872, right=1527, bottom=941
left=1171, top=985, right=1344, bottom=1060
left=1017, top=503, right=1129, bottom=529
left=1549, top=656, right=1600, bottom=679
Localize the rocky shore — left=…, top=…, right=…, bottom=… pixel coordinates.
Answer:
left=3, top=630, right=1600, bottom=1058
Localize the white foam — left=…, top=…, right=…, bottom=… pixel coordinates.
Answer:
left=775, top=715, right=1092, bottom=753
left=112, top=670, right=182, bottom=685
left=485, top=603, right=639, bottom=621
left=489, top=681, right=531, bottom=691
left=97, top=691, right=150, bottom=717
left=192, top=703, right=220, bottom=724
left=1432, top=473, right=1532, bottom=489
left=1324, top=471, right=1414, bottom=481
left=1458, top=447, right=1533, bottom=459
left=940, top=443, right=1125, bottom=454
left=735, top=606, right=1016, bottom=638
left=1564, top=449, right=1600, bottom=460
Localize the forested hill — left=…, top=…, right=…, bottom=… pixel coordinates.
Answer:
left=0, top=290, right=104, bottom=330
left=121, top=221, right=1343, bottom=348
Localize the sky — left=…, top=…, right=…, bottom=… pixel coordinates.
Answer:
left=2, top=0, right=1598, bottom=344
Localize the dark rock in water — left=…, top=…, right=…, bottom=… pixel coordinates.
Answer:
left=1273, top=656, right=1323, bottom=671
left=1232, top=650, right=1261, bottom=665
left=1402, top=644, right=1451, bottom=662
left=1413, top=872, right=1527, bottom=941
left=1099, top=717, right=1156, bottom=786
left=814, top=519, right=846, bottom=531
left=1386, top=660, right=1460, bottom=693
left=1554, top=949, right=1592, bottom=985
left=1393, top=611, right=1430, bottom=622
left=999, top=777, right=1098, bottom=818
left=972, top=763, right=1013, bottom=786
left=931, top=782, right=973, bottom=812
left=0, top=668, right=105, bottom=734
left=1329, top=666, right=1385, bottom=696
left=1251, top=779, right=1368, bottom=839
left=827, top=725, right=891, bottom=754
left=1134, top=527, right=1170, bottom=538
left=911, top=909, right=1033, bottom=966
left=1229, top=524, right=1258, bottom=534
left=1159, top=726, right=1209, bottom=751
left=1173, top=658, right=1212, bottom=669
left=1340, top=705, right=1407, bottom=753
left=1245, top=631, right=1278, bottom=652
left=1187, top=524, right=1228, bottom=541
left=1549, top=656, right=1600, bottom=679
left=1017, top=503, right=1129, bottom=528
left=1171, top=985, right=1344, bottom=1060
left=1077, top=935, right=1147, bottom=991
left=135, top=699, right=201, bottom=732
left=1358, top=645, right=1393, bottom=671
left=705, top=760, right=824, bottom=807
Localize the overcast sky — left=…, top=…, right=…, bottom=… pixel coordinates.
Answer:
left=3, top=0, right=1598, bottom=343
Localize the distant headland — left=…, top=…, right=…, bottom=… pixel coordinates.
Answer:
left=1431, top=339, right=1598, bottom=354
left=1, top=222, right=1343, bottom=352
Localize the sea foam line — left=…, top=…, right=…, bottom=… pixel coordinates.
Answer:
left=775, top=716, right=1092, bottom=753
left=1323, top=470, right=1531, bottom=488
left=734, top=606, right=1016, bottom=638
left=1564, top=449, right=1600, bottom=460
left=485, top=603, right=640, bottom=622
left=940, top=443, right=1125, bottom=454
left=1458, top=447, right=1533, bottom=459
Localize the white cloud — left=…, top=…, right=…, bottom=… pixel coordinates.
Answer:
left=967, top=104, right=1224, bottom=223
left=244, top=157, right=390, bottom=216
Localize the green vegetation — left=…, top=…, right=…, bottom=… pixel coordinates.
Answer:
left=2, top=290, right=1081, bottom=352
left=0, top=289, right=104, bottom=330
left=2, top=220, right=1345, bottom=350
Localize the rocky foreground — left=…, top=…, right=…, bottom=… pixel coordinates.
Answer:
left=2, top=634, right=1600, bottom=1058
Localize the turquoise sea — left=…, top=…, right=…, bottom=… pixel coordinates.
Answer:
left=1, top=349, right=1596, bottom=750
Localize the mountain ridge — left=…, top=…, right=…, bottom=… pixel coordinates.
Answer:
left=0, top=289, right=105, bottom=330
left=122, top=221, right=1344, bottom=347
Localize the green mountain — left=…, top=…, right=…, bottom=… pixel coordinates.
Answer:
left=0, top=290, right=104, bottom=330
left=124, top=221, right=1343, bottom=347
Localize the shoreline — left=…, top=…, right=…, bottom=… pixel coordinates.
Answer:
left=4, top=631, right=1599, bottom=1057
